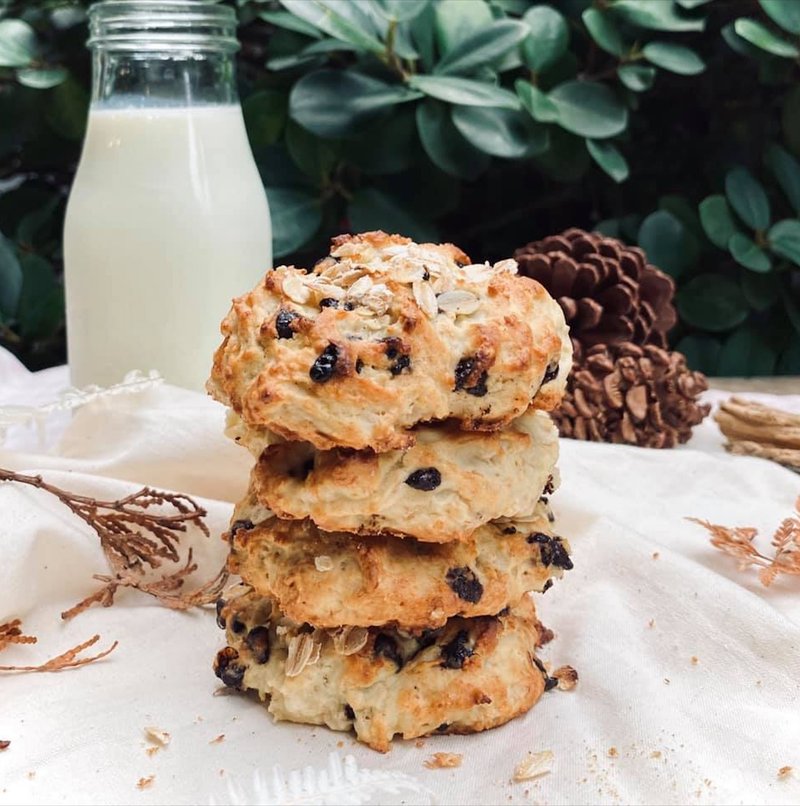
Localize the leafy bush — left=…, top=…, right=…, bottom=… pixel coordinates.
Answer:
left=0, top=0, right=798, bottom=375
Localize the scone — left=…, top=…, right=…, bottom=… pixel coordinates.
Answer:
left=213, top=589, right=549, bottom=752
left=229, top=408, right=558, bottom=542
left=226, top=501, right=572, bottom=629
left=208, top=231, right=571, bottom=452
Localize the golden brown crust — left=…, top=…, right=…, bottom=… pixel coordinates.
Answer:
left=226, top=503, right=570, bottom=629
left=213, top=590, right=547, bottom=752
left=207, top=232, right=571, bottom=452
left=229, top=408, right=558, bottom=542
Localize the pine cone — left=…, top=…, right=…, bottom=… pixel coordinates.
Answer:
left=553, top=342, right=711, bottom=449
left=514, top=228, right=677, bottom=350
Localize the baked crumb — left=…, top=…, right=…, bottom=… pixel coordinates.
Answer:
left=553, top=665, right=578, bottom=691
left=664, top=678, right=670, bottom=685
left=650, top=751, right=662, bottom=759
left=337, top=741, right=344, bottom=749
left=513, top=750, right=553, bottom=782
left=652, top=552, right=660, bottom=560
left=415, top=739, right=426, bottom=748
left=424, top=752, right=462, bottom=769
left=0, top=741, right=9, bottom=751
left=209, top=734, right=225, bottom=745
left=778, top=766, right=793, bottom=780
left=143, top=726, right=170, bottom=755
left=648, top=619, right=655, bottom=628
left=608, top=747, right=618, bottom=758
left=691, top=656, right=699, bottom=665
left=136, top=775, right=154, bottom=790
left=26, top=772, right=35, bottom=780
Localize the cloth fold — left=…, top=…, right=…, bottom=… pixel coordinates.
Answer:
left=1, top=353, right=798, bottom=805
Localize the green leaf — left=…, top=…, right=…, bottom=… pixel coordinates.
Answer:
left=17, top=253, right=63, bottom=341
left=675, top=0, right=713, bottom=7
left=675, top=334, right=720, bottom=375
left=16, top=67, right=67, bottom=89
left=535, top=128, right=591, bottom=182
left=372, top=0, right=429, bottom=22
left=436, top=19, right=528, bottom=76
left=267, top=187, right=322, bottom=258
left=547, top=80, right=627, bottom=139
left=586, top=139, right=629, bottom=182
left=699, top=195, right=738, bottom=249
left=725, top=167, right=771, bottom=231
left=516, top=80, right=559, bottom=122
left=452, top=105, right=548, bottom=159
left=659, top=194, right=705, bottom=242
left=728, top=232, right=772, bottom=272
left=410, top=1, right=436, bottom=70
left=416, top=100, right=490, bottom=180
left=609, top=0, right=705, bottom=32
left=521, top=5, right=569, bottom=72
left=285, top=120, right=337, bottom=183
left=243, top=90, right=287, bottom=148
left=638, top=210, right=697, bottom=277
left=617, top=64, right=656, bottom=92
left=759, top=0, right=800, bottom=35
left=408, top=74, right=520, bottom=109
left=0, top=230, right=22, bottom=321
left=678, top=274, right=749, bottom=332
left=279, top=0, right=384, bottom=54
left=434, top=0, right=494, bottom=55
left=582, top=8, right=625, bottom=57
left=768, top=219, right=800, bottom=266
left=342, top=105, right=417, bottom=175
left=765, top=144, right=800, bottom=215
left=642, top=42, right=705, bottom=74
left=0, top=19, right=36, bottom=67
left=348, top=187, right=437, bottom=242
left=267, top=38, right=357, bottom=71
left=720, top=21, right=766, bottom=60
left=717, top=325, right=776, bottom=377
left=733, top=18, right=799, bottom=58
left=740, top=268, right=780, bottom=312
left=259, top=9, right=323, bottom=37
left=290, top=70, right=421, bottom=138
left=44, top=75, right=89, bottom=141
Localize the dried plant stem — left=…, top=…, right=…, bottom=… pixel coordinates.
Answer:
left=0, top=619, right=37, bottom=650
left=0, top=634, right=118, bottom=673
left=688, top=495, right=800, bottom=586
left=0, top=468, right=228, bottom=618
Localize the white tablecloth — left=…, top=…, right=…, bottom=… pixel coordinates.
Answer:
left=1, top=351, right=798, bottom=806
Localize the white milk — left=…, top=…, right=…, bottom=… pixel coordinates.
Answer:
left=64, top=103, right=272, bottom=390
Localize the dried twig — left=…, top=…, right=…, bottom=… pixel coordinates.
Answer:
left=0, top=469, right=228, bottom=618
left=716, top=398, right=800, bottom=472
left=0, top=618, right=117, bottom=674
left=688, top=495, right=800, bottom=586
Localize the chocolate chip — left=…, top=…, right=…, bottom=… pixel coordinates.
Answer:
left=275, top=310, right=298, bottom=339
left=436, top=722, right=449, bottom=732
left=548, top=510, right=556, bottom=524
left=374, top=633, right=403, bottom=669
left=214, top=647, right=245, bottom=689
left=526, top=534, right=573, bottom=570
left=389, top=354, right=411, bottom=375
left=355, top=359, right=364, bottom=374
left=344, top=704, right=355, bottom=720
left=231, top=619, right=246, bottom=635
left=441, top=630, right=474, bottom=669
left=319, top=297, right=339, bottom=309
left=445, top=567, right=484, bottom=603
left=544, top=676, right=558, bottom=691
left=542, top=361, right=559, bottom=384
left=526, top=532, right=550, bottom=544
left=497, top=606, right=510, bottom=617
left=244, top=626, right=270, bottom=664
left=543, top=475, right=555, bottom=495
left=230, top=519, right=254, bottom=536
left=405, top=467, right=441, bottom=491
left=542, top=579, right=553, bottom=593
left=502, top=526, right=517, bottom=535
left=344, top=301, right=355, bottom=311
left=422, top=268, right=431, bottom=281
left=215, top=598, right=226, bottom=630
left=309, top=344, right=339, bottom=383
left=550, top=537, right=573, bottom=570
left=454, top=357, right=488, bottom=397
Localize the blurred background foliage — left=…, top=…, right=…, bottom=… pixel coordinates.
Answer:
left=1, top=0, right=799, bottom=375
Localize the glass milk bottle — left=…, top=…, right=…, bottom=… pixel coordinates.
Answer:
left=64, top=1, right=271, bottom=390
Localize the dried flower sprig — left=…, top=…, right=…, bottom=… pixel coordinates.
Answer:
left=0, top=617, right=117, bottom=674
left=688, top=496, right=800, bottom=586
left=0, top=468, right=228, bottom=617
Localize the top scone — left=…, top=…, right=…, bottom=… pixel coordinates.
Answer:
left=208, top=231, right=571, bottom=451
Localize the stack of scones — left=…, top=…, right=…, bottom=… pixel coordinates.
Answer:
left=208, top=231, right=574, bottom=752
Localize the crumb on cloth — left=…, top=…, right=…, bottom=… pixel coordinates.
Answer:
left=136, top=775, right=155, bottom=790
left=424, top=752, right=462, bottom=769
left=0, top=741, right=9, bottom=751
left=553, top=665, right=578, bottom=691
left=210, top=734, right=225, bottom=745
left=608, top=747, right=618, bottom=758
left=778, top=766, right=793, bottom=780
left=513, top=750, right=553, bottom=782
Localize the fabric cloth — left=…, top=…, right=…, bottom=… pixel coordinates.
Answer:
left=1, top=351, right=798, bottom=806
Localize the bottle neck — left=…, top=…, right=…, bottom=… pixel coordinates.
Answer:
left=90, top=48, right=238, bottom=108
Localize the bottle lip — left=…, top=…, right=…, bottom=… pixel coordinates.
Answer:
left=87, top=1, right=239, bottom=53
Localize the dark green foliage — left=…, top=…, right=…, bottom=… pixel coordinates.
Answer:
left=1, top=0, right=799, bottom=375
